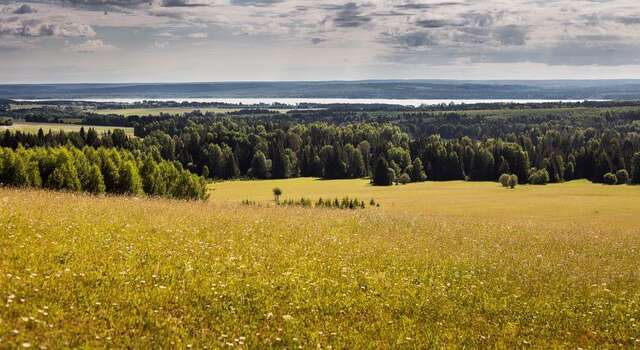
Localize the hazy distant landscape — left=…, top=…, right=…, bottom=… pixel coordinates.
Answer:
left=3, top=80, right=640, bottom=100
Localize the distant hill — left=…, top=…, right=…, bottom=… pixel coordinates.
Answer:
left=2, top=80, right=640, bottom=100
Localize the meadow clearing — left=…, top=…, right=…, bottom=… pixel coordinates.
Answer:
left=1, top=122, right=134, bottom=136
left=1, top=180, right=640, bottom=348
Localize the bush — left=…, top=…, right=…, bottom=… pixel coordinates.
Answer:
left=603, top=172, right=617, bottom=185
left=272, top=187, right=282, bottom=202
left=276, top=196, right=371, bottom=210
left=398, top=173, right=411, bottom=185
left=508, top=174, right=518, bottom=189
left=499, top=173, right=511, bottom=187
left=616, top=169, right=629, bottom=185
left=528, top=169, right=550, bottom=185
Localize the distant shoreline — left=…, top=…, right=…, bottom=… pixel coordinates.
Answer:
left=13, top=98, right=607, bottom=107
left=3, top=80, right=640, bottom=101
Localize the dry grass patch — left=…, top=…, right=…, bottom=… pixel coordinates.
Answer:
left=0, top=184, right=639, bottom=348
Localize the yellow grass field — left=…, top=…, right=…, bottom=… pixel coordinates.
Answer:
left=212, top=178, right=640, bottom=230
left=1, top=180, right=640, bottom=348
left=1, top=122, right=134, bottom=136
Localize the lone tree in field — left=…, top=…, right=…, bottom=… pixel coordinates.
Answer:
left=272, top=187, right=282, bottom=202
left=373, top=157, right=394, bottom=186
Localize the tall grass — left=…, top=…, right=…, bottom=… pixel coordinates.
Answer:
left=1, top=185, right=640, bottom=348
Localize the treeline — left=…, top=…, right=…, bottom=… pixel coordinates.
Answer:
left=1, top=128, right=132, bottom=149
left=130, top=116, right=640, bottom=185
left=2, top=113, right=640, bottom=188
left=0, top=146, right=207, bottom=200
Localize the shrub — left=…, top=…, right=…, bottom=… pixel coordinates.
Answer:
left=278, top=196, right=371, bottom=210
left=508, top=174, right=518, bottom=189
left=616, top=169, right=629, bottom=185
left=603, top=172, right=617, bottom=185
left=398, top=173, right=411, bottom=185
left=528, top=169, right=550, bottom=185
left=499, top=173, right=511, bottom=187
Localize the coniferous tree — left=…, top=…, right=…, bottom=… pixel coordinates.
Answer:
left=409, top=157, right=427, bottom=182
left=373, top=157, right=393, bottom=186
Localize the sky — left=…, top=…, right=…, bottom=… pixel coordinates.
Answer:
left=1, top=0, right=640, bottom=83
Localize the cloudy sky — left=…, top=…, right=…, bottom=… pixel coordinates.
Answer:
left=1, top=0, right=640, bottom=83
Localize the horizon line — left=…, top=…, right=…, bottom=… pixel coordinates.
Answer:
left=3, top=78, right=640, bottom=85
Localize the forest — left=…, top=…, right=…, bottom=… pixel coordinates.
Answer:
left=2, top=103, right=640, bottom=198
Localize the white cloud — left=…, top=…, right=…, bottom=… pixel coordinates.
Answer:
left=154, top=40, right=170, bottom=48
left=66, top=39, right=116, bottom=52
left=0, top=18, right=95, bottom=38
left=187, top=32, right=207, bottom=38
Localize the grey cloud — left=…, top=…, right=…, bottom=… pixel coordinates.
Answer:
left=415, top=19, right=462, bottom=28
left=230, top=0, right=284, bottom=6
left=492, top=25, right=527, bottom=46
left=325, top=2, right=372, bottom=28
left=615, top=16, right=640, bottom=25
left=452, top=28, right=491, bottom=45
left=395, top=2, right=462, bottom=10
left=310, top=37, right=326, bottom=45
left=13, top=4, right=37, bottom=14
left=56, top=0, right=150, bottom=9
left=385, top=33, right=640, bottom=67
left=382, top=31, right=436, bottom=48
left=461, top=12, right=500, bottom=27
left=162, top=0, right=208, bottom=7
left=578, top=14, right=640, bottom=26
left=369, top=11, right=411, bottom=17
left=398, top=32, right=435, bottom=47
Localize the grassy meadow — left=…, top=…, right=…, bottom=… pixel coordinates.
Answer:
left=1, top=122, right=134, bottom=136
left=212, top=178, right=640, bottom=230
left=1, top=180, right=640, bottom=348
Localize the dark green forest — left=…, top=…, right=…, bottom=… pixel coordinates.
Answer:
left=2, top=102, right=640, bottom=197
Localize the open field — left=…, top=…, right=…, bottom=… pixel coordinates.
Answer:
left=1, top=122, right=134, bottom=136
left=1, top=181, right=640, bottom=348
left=212, top=178, right=640, bottom=230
